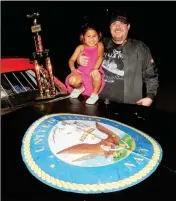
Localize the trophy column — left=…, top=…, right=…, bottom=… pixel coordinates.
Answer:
left=27, top=12, right=57, bottom=100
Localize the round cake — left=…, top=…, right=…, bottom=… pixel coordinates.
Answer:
left=21, top=113, right=162, bottom=194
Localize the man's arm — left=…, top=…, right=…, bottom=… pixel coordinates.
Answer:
left=141, top=43, right=159, bottom=101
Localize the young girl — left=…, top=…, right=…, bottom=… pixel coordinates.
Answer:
left=65, top=23, right=105, bottom=104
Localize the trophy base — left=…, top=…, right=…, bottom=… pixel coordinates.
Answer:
left=35, top=92, right=69, bottom=101
left=35, top=95, right=56, bottom=101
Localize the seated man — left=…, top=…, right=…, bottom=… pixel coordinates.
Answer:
left=77, top=10, right=159, bottom=107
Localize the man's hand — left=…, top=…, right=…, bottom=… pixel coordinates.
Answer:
left=136, top=97, right=153, bottom=107
left=77, top=50, right=89, bottom=66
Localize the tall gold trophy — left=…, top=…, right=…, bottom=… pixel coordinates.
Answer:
left=27, top=13, right=57, bottom=100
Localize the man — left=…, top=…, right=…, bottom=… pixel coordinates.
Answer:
left=77, top=10, right=158, bottom=107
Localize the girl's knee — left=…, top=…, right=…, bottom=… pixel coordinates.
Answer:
left=91, top=72, right=101, bottom=81
left=69, top=75, right=82, bottom=86
left=69, top=76, right=76, bottom=85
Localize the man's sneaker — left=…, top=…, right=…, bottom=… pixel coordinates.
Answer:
left=69, top=87, right=85, bottom=98
left=86, top=94, right=99, bottom=104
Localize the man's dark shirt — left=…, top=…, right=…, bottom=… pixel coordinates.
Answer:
left=101, top=41, right=124, bottom=102
left=100, top=37, right=158, bottom=104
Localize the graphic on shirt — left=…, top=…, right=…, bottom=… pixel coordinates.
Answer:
left=102, top=48, right=124, bottom=83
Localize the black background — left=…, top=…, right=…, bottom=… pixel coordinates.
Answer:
left=2, top=1, right=176, bottom=84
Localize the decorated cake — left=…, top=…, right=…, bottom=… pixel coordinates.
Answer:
left=21, top=113, right=162, bottom=193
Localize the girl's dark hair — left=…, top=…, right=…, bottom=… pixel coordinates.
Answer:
left=80, top=22, right=101, bottom=37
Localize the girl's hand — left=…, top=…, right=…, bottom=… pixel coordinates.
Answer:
left=90, top=69, right=100, bottom=80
